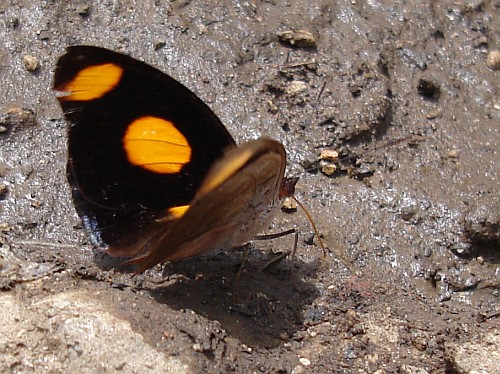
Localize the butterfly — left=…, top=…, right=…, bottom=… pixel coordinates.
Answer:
left=53, top=46, right=303, bottom=274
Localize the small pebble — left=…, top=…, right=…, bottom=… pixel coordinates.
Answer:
left=485, top=50, right=500, bottom=70
left=31, top=200, right=42, bottom=208
left=426, top=109, right=441, bottom=119
left=277, top=30, right=317, bottom=48
left=462, top=197, right=500, bottom=246
left=279, top=332, right=289, bottom=340
left=292, top=365, right=305, bottom=374
left=320, top=149, right=339, bottom=161
left=154, top=41, right=166, bottom=50
left=36, top=29, right=50, bottom=40
left=285, top=80, right=307, bottom=95
left=320, top=161, right=337, bottom=176
left=77, top=5, right=91, bottom=17
left=299, top=357, right=311, bottom=366
left=400, top=205, right=417, bottom=221
left=282, top=196, right=297, bottom=212
left=447, top=149, right=458, bottom=158
left=0, top=184, right=8, bottom=198
left=241, top=344, right=252, bottom=353
left=7, top=17, right=19, bottom=28
left=0, top=107, right=36, bottom=130
left=23, top=55, right=39, bottom=72
left=114, top=362, right=126, bottom=370
left=473, top=35, right=488, bottom=48
left=267, top=100, right=278, bottom=113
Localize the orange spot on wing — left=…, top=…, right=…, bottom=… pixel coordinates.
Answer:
left=123, top=116, right=192, bottom=174
left=58, top=63, right=123, bottom=101
left=167, top=205, right=190, bottom=219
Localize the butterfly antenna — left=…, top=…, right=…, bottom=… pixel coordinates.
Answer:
left=293, top=195, right=327, bottom=257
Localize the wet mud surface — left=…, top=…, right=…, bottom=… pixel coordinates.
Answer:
left=0, top=1, right=499, bottom=373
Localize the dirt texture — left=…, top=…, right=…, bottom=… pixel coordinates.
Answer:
left=0, top=1, right=499, bottom=373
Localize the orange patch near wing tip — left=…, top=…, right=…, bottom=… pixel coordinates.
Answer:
left=123, top=116, right=192, bottom=174
left=168, top=205, right=190, bottom=219
left=154, top=205, right=190, bottom=224
left=58, top=63, right=124, bottom=102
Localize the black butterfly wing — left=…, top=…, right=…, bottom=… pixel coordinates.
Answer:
left=54, top=46, right=236, bottom=249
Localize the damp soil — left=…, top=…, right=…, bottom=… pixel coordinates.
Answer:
left=0, top=1, right=499, bottom=373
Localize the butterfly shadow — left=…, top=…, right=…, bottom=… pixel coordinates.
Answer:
left=144, top=248, right=321, bottom=349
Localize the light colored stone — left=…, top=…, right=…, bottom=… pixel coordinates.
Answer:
left=0, top=291, right=190, bottom=373
left=485, top=50, right=500, bottom=70
left=445, top=330, right=500, bottom=374
left=23, top=55, right=39, bottom=71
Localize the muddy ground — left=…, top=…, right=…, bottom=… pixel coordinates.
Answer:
left=0, top=1, right=499, bottom=373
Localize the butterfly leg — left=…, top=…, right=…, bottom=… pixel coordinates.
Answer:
left=236, top=243, right=252, bottom=277
left=258, top=229, right=299, bottom=271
